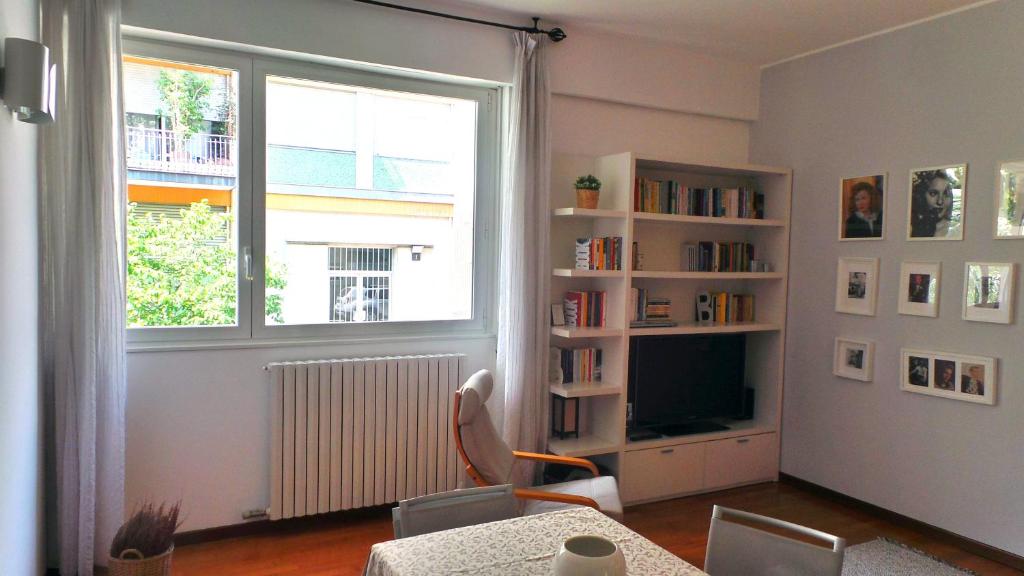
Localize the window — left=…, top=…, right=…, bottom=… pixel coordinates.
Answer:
left=124, top=39, right=497, bottom=344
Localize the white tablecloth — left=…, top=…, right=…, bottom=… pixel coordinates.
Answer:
left=364, top=506, right=708, bottom=575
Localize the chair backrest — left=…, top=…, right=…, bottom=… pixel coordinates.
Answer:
left=704, top=505, right=846, bottom=576
left=453, top=370, right=515, bottom=486
left=391, top=484, right=519, bottom=539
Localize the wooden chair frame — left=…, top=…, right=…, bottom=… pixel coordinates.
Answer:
left=452, top=389, right=602, bottom=510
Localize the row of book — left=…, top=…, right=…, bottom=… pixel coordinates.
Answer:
left=634, top=177, right=765, bottom=219
left=556, top=347, right=603, bottom=384
left=683, top=242, right=756, bottom=272
left=629, top=288, right=677, bottom=328
left=697, top=291, right=756, bottom=324
left=564, top=290, right=607, bottom=328
left=575, top=237, right=624, bottom=270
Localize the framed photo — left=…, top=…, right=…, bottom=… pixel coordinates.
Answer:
left=551, top=303, right=565, bottom=326
left=898, top=261, right=941, bottom=317
left=900, top=348, right=996, bottom=405
left=833, top=337, right=874, bottom=381
left=835, top=257, right=879, bottom=316
left=839, top=174, right=885, bottom=240
left=995, top=160, right=1024, bottom=238
left=907, top=164, right=966, bottom=241
left=962, top=262, right=1015, bottom=324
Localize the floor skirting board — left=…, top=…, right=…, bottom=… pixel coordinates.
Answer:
left=778, top=473, right=1024, bottom=572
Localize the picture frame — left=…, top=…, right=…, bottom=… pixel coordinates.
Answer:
left=907, top=164, right=967, bottom=241
left=900, top=348, right=996, bottom=405
left=838, top=174, right=885, bottom=241
left=898, top=261, right=941, bottom=317
left=833, top=337, right=874, bottom=381
left=962, top=262, right=1016, bottom=324
left=835, top=257, right=879, bottom=316
left=995, top=160, right=1024, bottom=238
left=551, top=303, right=566, bottom=326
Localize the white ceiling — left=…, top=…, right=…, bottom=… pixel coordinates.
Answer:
left=443, top=0, right=991, bottom=65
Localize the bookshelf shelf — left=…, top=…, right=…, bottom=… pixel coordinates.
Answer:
left=549, top=151, right=791, bottom=506
left=628, top=321, right=781, bottom=336
left=553, top=268, right=625, bottom=278
left=553, top=207, right=626, bottom=219
left=632, top=271, right=784, bottom=280
left=633, top=212, right=786, bottom=227
left=550, top=382, right=622, bottom=398
left=550, top=326, right=623, bottom=339
left=548, top=435, right=622, bottom=458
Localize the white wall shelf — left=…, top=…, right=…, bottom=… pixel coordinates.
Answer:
left=553, top=207, right=626, bottom=219
left=553, top=268, right=625, bottom=278
left=547, top=435, right=622, bottom=458
left=633, top=212, right=786, bottom=227
left=628, top=322, right=781, bottom=336
left=550, top=382, right=622, bottom=398
left=632, top=271, right=784, bottom=280
left=549, top=151, right=792, bottom=505
left=550, top=327, right=623, bottom=339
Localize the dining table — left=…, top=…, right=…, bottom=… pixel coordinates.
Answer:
left=363, top=506, right=709, bottom=575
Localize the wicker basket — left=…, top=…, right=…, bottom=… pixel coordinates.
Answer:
left=576, top=188, right=600, bottom=209
left=108, top=546, right=173, bottom=576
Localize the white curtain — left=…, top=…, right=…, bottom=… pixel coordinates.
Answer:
left=40, top=0, right=127, bottom=573
left=498, top=31, right=551, bottom=487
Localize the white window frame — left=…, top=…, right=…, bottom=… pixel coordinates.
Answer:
left=124, top=37, right=499, bottom=348
left=124, top=39, right=254, bottom=345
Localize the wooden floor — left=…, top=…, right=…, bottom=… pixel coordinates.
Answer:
left=172, top=481, right=1021, bottom=575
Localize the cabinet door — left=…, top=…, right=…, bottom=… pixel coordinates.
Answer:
left=622, top=443, right=704, bottom=503
left=704, top=433, right=778, bottom=490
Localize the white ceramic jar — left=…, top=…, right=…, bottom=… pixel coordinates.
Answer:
left=552, top=535, right=626, bottom=576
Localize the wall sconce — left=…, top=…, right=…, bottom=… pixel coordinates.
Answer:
left=411, top=245, right=424, bottom=262
left=1, top=38, right=56, bottom=124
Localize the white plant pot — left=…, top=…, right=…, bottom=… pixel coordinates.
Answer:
left=553, top=535, right=626, bottom=576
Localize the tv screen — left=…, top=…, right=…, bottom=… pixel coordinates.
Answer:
left=628, top=334, right=746, bottom=430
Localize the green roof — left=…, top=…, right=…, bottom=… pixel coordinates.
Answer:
left=267, top=145, right=449, bottom=194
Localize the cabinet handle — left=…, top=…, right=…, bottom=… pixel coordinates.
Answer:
left=737, top=438, right=750, bottom=444
left=660, top=448, right=674, bottom=454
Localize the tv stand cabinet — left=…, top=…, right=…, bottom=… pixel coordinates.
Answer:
left=548, top=152, right=791, bottom=506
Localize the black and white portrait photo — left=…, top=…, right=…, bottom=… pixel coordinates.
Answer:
left=908, top=165, right=965, bottom=240
left=934, top=359, right=956, bottom=391
left=833, top=338, right=874, bottom=382
left=846, top=348, right=864, bottom=369
left=848, top=272, right=867, bottom=299
left=908, top=356, right=929, bottom=387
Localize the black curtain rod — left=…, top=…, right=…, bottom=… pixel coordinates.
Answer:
left=350, top=0, right=567, bottom=42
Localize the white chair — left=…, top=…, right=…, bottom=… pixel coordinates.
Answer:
left=703, top=505, right=845, bottom=576
left=391, top=484, right=519, bottom=539
left=452, top=370, right=623, bottom=519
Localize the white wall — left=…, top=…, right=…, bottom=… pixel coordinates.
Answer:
left=751, top=0, right=1024, bottom=555
left=0, top=0, right=43, bottom=573
left=122, top=0, right=757, bottom=531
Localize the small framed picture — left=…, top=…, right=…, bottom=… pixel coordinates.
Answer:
left=907, top=164, right=966, bottom=241
left=551, top=303, right=566, bottom=327
left=995, top=160, right=1024, bottom=238
left=835, top=257, right=879, bottom=316
left=833, top=337, right=874, bottom=381
left=898, top=261, right=941, bottom=317
left=900, top=348, right=996, bottom=405
left=962, top=262, right=1016, bottom=324
left=839, top=174, right=885, bottom=240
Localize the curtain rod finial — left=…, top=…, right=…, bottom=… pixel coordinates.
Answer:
left=548, top=27, right=567, bottom=42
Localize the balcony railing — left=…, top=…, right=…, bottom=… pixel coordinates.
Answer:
left=126, top=126, right=236, bottom=177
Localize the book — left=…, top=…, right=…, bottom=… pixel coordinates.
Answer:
left=563, top=291, right=607, bottom=328
left=633, top=177, right=765, bottom=219
left=683, top=241, right=756, bottom=272
left=695, top=290, right=755, bottom=323
left=557, top=347, right=603, bottom=384
left=575, top=237, right=623, bottom=270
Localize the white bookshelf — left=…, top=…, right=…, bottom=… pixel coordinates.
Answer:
left=548, top=151, right=792, bottom=505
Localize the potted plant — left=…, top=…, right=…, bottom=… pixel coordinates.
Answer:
left=108, top=501, right=181, bottom=576
left=575, top=174, right=602, bottom=209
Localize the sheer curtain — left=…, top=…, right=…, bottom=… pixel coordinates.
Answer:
left=40, top=0, right=127, bottom=573
left=497, top=31, right=551, bottom=487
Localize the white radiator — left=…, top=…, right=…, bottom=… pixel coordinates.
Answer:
left=267, top=354, right=465, bottom=520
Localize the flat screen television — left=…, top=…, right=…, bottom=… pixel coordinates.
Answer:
left=627, top=334, right=746, bottom=436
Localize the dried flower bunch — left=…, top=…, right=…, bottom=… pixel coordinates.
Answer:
left=109, top=501, right=182, bottom=559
